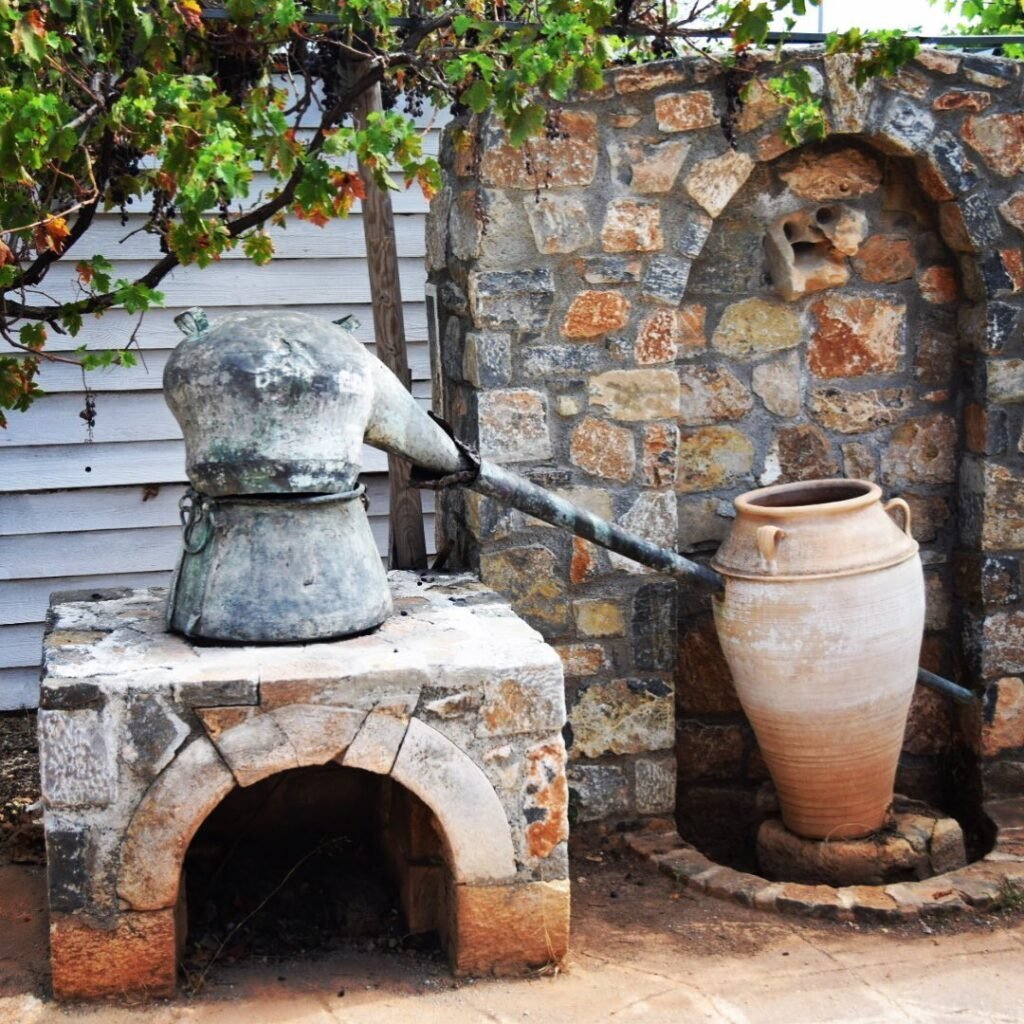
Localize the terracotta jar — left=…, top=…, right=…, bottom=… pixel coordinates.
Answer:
left=711, top=478, right=924, bottom=840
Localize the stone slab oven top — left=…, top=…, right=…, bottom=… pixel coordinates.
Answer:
left=38, top=572, right=570, bottom=1001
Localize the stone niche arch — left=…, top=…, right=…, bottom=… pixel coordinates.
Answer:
left=117, top=715, right=518, bottom=913
left=112, top=712, right=532, bottom=993
left=429, top=50, right=1024, bottom=827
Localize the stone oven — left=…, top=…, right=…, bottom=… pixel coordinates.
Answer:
left=426, top=50, right=1024, bottom=848
left=38, top=575, right=569, bottom=1000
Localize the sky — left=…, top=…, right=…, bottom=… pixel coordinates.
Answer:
left=771, top=0, right=956, bottom=34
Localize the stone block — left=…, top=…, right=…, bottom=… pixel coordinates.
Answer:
left=954, top=553, right=1021, bottom=608
left=676, top=614, right=741, bottom=714
left=625, top=138, right=690, bottom=193
left=676, top=721, right=744, bottom=781
left=809, top=295, right=904, bottom=378
left=174, top=678, right=259, bottom=707
left=999, top=192, right=1024, bottom=234
left=676, top=426, right=754, bottom=493
left=45, top=819, right=95, bottom=914
left=468, top=269, right=554, bottom=330
left=655, top=91, right=717, bottom=132
left=480, top=546, right=568, bottom=629
left=600, top=199, right=664, bottom=252
left=762, top=424, right=838, bottom=485
left=934, top=90, right=992, bottom=113
left=197, top=707, right=296, bottom=786
left=573, top=600, right=624, bottom=638
left=809, top=387, right=913, bottom=433
left=478, top=389, right=551, bottom=461
left=50, top=909, right=178, bottom=1001
left=449, top=189, right=485, bottom=261
left=779, top=147, right=882, bottom=201
left=450, top=879, right=570, bottom=976
left=634, top=756, right=676, bottom=815
left=520, top=343, right=607, bottom=378
left=841, top=442, right=877, bottom=482
left=712, top=298, right=802, bottom=359
left=963, top=112, right=1024, bottom=177
left=556, top=643, right=608, bottom=678
left=637, top=308, right=703, bottom=364
left=38, top=710, right=116, bottom=809
left=881, top=415, right=957, bottom=485
left=988, top=359, right=1024, bottom=404
left=974, top=611, right=1024, bottom=679
left=735, top=78, right=783, bottom=133
left=555, top=394, right=582, bottom=417
left=879, top=98, right=937, bottom=155
left=959, top=301, right=1021, bottom=355
left=676, top=213, right=714, bottom=258
left=917, top=49, right=961, bottom=74
left=902, top=684, right=955, bottom=757
left=919, top=264, right=960, bottom=304
left=641, top=423, right=679, bottom=487
left=570, top=678, right=674, bottom=758
left=852, top=234, right=916, bottom=282
left=825, top=54, right=876, bottom=133
left=953, top=192, right=1003, bottom=253
left=752, top=351, right=801, bottom=417
left=524, top=194, right=593, bottom=254
left=1001, top=248, right=1024, bottom=292
left=678, top=365, right=752, bottom=426
left=685, top=150, right=754, bottom=218
left=562, top=290, right=631, bottom=339
left=122, top=692, right=191, bottom=778
left=522, top=740, right=569, bottom=861
left=341, top=704, right=411, bottom=775
left=480, top=110, right=598, bottom=189
left=641, top=255, right=692, bottom=306
left=967, top=402, right=1007, bottom=456
left=568, top=763, right=629, bottom=821
left=632, top=581, right=678, bottom=672
left=479, top=671, right=565, bottom=738
left=463, top=331, right=512, bottom=388
left=982, top=677, right=1024, bottom=756
left=614, top=63, right=687, bottom=94
left=38, top=681, right=104, bottom=711
left=608, top=491, right=677, bottom=575
left=577, top=255, right=642, bottom=284
left=570, top=537, right=603, bottom=585
left=589, top=368, right=679, bottom=422
left=915, top=325, right=957, bottom=388
left=570, top=416, right=636, bottom=482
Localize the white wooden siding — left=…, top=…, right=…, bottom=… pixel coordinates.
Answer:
left=0, top=126, right=442, bottom=709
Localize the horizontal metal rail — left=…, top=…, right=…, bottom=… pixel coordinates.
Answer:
left=196, top=9, right=1024, bottom=49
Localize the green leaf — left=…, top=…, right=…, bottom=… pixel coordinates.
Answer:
left=463, top=79, right=492, bottom=114
left=507, top=104, right=545, bottom=147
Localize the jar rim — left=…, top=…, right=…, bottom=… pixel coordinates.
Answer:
left=734, top=477, right=882, bottom=516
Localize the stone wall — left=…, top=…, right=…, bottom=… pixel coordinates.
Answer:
left=427, top=50, right=1024, bottom=830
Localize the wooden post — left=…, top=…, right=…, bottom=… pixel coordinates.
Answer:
left=351, top=75, right=428, bottom=571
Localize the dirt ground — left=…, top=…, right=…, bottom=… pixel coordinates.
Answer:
left=0, top=712, right=37, bottom=825
left=2, top=832, right=1023, bottom=1024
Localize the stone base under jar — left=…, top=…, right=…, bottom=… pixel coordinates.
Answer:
left=756, top=794, right=967, bottom=887
left=39, top=573, right=570, bottom=1001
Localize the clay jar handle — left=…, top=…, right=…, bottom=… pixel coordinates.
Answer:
left=756, top=525, right=785, bottom=567
left=884, top=497, right=913, bottom=538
